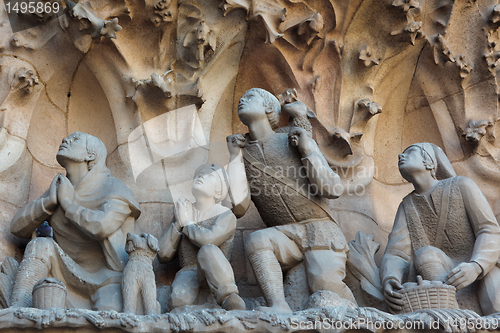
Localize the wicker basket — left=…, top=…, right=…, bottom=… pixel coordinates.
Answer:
left=32, top=278, right=66, bottom=309
left=400, top=276, right=459, bottom=313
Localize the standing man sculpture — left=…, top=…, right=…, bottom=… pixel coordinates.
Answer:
left=226, top=88, right=355, bottom=313
left=381, top=143, right=500, bottom=315
left=10, top=132, right=140, bottom=311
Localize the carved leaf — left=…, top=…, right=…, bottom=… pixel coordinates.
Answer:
left=347, top=231, right=383, bottom=301
left=222, top=0, right=285, bottom=43
left=1, top=257, right=19, bottom=282
left=221, top=0, right=251, bottom=14
left=89, top=0, right=130, bottom=20
left=0, top=274, right=12, bottom=308
left=0, top=258, right=19, bottom=308
left=68, top=0, right=122, bottom=40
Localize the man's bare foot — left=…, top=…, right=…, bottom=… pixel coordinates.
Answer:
left=222, top=293, right=246, bottom=311
left=256, top=300, right=292, bottom=313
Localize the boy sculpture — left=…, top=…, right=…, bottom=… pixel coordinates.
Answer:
left=158, top=164, right=246, bottom=311
left=226, top=88, right=355, bottom=313
left=381, top=143, right=500, bottom=315
left=10, top=132, right=140, bottom=310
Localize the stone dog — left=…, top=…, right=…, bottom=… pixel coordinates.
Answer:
left=122, top=233, right=161, bottom=315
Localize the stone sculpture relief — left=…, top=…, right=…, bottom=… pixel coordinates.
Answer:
left=227, top=88, right=355, bottom=313
left=8, top=132, right=140, bottom=311
left=380, top=143, right=500, bottom=315
left=3, top=0, right=500, bottom=331
left=158, top=163, right=246, bottom=312
left=181, top=20, right=217, bottom=70
left=122, top=233, right=160, bottom=315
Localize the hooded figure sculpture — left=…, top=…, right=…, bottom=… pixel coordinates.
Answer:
left=380, top=143, right=500, bottom=315
left=10, top=132, right=140, bottom=311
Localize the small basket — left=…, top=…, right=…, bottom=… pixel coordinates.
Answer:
left=32, top=278, right=66, bottom=309
left=400, top=276, right=459, bottom=313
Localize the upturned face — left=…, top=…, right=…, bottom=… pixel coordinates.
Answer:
left=192, top=169, right=218, bottom=200
left=56, top=132, right=88, bottom=164
left=398, top=145, right=429, bottom=181
left=237, top=90, right=267, bottom=126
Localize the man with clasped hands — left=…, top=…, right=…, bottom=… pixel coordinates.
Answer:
left=10, top=132, right=140, bottom=310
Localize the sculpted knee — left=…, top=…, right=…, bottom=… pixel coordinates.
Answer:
left=169, top=270, right=199, bottom=310
left=245, top=230, right=273, bottom=255
left=197, top=244, right=221, bottom=265
left=169, top=286, right=197, bottom=309
left=24, top=237, right=56, bottom=263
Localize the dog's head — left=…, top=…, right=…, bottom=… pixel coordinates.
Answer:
left=125, top=233, right=160, bottom=255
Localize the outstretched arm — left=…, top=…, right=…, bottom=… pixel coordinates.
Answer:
left=290, top=128, right=343, bottom=199
left=461, top=177, right=500, bottom=276
left=380, top=203, right=412, bottom=312
left=226, top=134, right=251, bottom=217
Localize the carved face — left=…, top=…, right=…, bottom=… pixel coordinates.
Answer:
left=192, top=169, right=219, bottom=201
left=463, top=120, right=490, bottom=143
left=238, top=90, right=267, bottom=126
left=195, top=22, right=210, bottom=45
left=57, top=132, right=88, bottom=164
left=398, top=145, right=429, bottom=181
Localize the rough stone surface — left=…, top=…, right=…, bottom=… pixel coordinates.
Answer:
left=1, top=0, right=500, bottom=330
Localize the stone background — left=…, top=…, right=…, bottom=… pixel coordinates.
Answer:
left=1, top=0, right=500, bottom=302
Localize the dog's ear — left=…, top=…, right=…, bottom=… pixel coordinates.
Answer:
left=125, top=239, right=135, bottom=254
left=146, top=234, right=160, bottom=253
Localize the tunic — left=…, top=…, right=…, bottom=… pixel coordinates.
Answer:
left=232, top=132, right=347, bottom=252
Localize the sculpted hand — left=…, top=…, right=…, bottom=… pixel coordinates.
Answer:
left=383, top=279, right=404, bottom=313
left=227, top=134, right=246, bottom=157
left=174, top=198, right=192, bottom=228
left=57, top=175, right=75, bottom=211
left=289, top=127, right=315, bottom=157
left=44, top=174, right=61, bottom=212
left=445, top=262, right=482, bottom=290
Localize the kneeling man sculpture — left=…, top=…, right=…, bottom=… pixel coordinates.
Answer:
left=10, top=132, right=140, bottom=311
left=226, top=88, right=355, bottom=313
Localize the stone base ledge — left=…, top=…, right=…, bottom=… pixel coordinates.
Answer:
left=0, top=306, right=497, bottom=332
